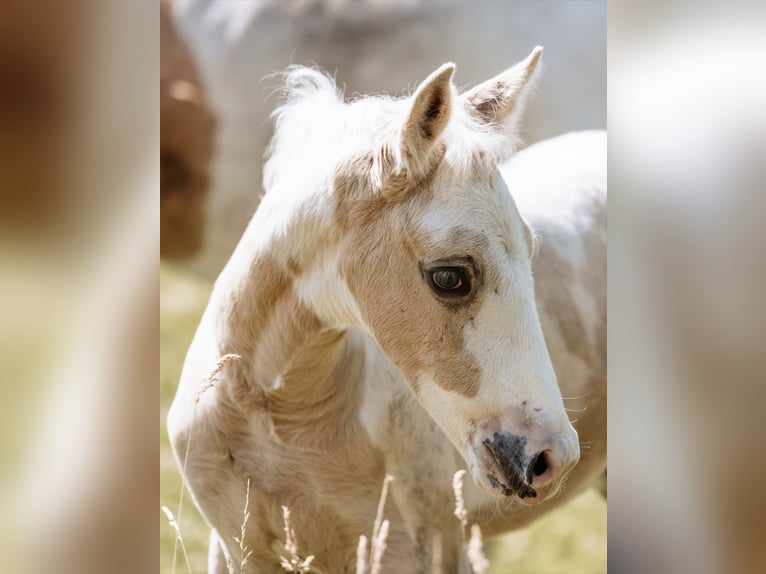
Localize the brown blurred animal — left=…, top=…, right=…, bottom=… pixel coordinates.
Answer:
left=0, top=0, right=86, bottom=229
left=160, top=0, right=215, bottom=258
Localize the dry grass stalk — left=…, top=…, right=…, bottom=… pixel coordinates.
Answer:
left=233, top=479, right=254, bottom=573
left=195, top=353, right=242, bottom=404
left=368, top=474, right=394, bottom=573
left=452, top=469, right=468, bottom=540
left=371, top=474, right=394, bottom=546
left=356, top=535, right=368, bottom=574
left=355, top=474, right=394, bottom=574
left=453, top=469, right=492, bottom=574
left=161, top=505, right=193, bottom=574
left=279, top=505, right=315, bottom=573
left=467, top=524, right=491, bottom=574
left=370, top=519, right=390, bottom=574
left=431, top=531, right=443, bottom=574
left=172, top=354, right=242, bottom=572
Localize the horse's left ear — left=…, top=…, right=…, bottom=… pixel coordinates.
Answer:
left=462, top=46, right=543, bottom=132
left=399, top=63, right=455, bottom=177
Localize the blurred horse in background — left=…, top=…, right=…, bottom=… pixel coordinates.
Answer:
left=161, top=0, right=215, bottom=258
left=165, top=0, right=605, bottom=275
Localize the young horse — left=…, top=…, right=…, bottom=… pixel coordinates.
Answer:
left=168, top=48, right=606, bottom=573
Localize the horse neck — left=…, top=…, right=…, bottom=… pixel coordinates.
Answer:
left=266, top=328, right=373, bottom=448
left=214, top=199, right=380, bottom=446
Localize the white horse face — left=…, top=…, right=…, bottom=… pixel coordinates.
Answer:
left=339, top=51, right=579, bottom=504
left=344, top=166, right=578, bottom=504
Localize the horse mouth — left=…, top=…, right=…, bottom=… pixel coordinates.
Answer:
left=481, top=437, right=538, bottom=499
left=485, top=474, right=537, bottom=499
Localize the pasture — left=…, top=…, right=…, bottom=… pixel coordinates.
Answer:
left=160, top=262, right=606, bottom=573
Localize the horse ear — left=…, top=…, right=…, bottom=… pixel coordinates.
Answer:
left=399, top=63, right=455, bottom=175
left=462, top=46, right=542, bottom=130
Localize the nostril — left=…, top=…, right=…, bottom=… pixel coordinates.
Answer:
left=532, top=451, right=550, bottom=477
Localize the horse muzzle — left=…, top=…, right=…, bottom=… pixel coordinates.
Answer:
left=469, top=409, right=580, bottom=505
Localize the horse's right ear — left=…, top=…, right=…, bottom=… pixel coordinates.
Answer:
left=399, top=63, right=455, bottom=177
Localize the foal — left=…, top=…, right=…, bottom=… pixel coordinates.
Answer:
left=169, top=47, right=606, bottom=573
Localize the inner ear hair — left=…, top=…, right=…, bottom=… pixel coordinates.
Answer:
left=463, top=46, right=543, bottom=126
left=400, top=63, right=455, bottom=175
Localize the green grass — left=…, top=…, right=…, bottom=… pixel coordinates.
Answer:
left=485, top=490, right=606, bottom=573
left=159, top=262, right=606, bottom=573
left=160, top=262, right=212, bottom=574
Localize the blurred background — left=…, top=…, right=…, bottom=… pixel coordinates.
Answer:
left=160, top=0, right=606, bottom=572
left=1, top=0, right=763, bottom=573
left=609, top=4, right=766, bottom=573
left=0, top=1, right=156, bottom=573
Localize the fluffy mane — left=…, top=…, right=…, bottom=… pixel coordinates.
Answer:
left=263, top=66, right=525, bottom=194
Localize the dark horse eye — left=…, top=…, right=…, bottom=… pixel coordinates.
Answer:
left=432, top=269, right=462, bottom=289
left=429, top=267, right=471, bottom=297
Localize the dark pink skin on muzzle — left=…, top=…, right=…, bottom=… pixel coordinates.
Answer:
left=471, top=409, right=579, bottom=506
